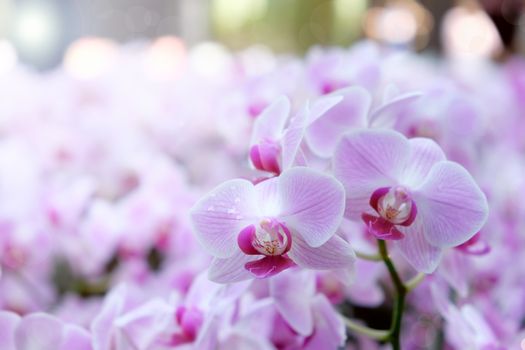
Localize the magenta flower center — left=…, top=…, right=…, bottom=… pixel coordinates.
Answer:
left=253, top=219, right=290, bottom=256
left=238, top=218, right=292, bottom=256
left=249, top=139, right=281, bottom=174
left=377, top=186, right=413, bottom=224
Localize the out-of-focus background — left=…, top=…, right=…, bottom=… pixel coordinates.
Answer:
left=0, top=0, right=523, bottom=70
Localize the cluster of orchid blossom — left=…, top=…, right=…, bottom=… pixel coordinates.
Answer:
left=0, top=39, right=523, bottom=349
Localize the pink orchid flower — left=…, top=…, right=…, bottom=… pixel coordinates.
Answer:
left=305, top=85, right=422, bottom=159
left=190, top=167, right=355, bottom=283
left=334, top=129, right=488, bottom=273
left=249, top=95, right=342, bottom=174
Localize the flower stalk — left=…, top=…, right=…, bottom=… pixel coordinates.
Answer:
left=345, top=240, right=424, bottom=349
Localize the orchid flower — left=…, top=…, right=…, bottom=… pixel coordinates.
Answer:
left=249, top=95, right=341, bottom=174
left=304, top=85, right=422, bottom=159
left=190, top=167, right=355, bottom=282
left=334, top=129, right=488, bottom=273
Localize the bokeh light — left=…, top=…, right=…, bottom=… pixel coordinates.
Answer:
left=11, top=1, right=61, bottom=66
left=442, top=4, right=503, bottom=60
left=144, top=36, right=187, bottom=80
left=63, top=37, right=118, bottom=80
left=0, top=40, right=17, bottom=75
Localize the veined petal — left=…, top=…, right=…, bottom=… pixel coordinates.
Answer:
left=334, top=129, right=409, bottom=220
left=397, top=218, right=443, bottom=273
left=402, top=138, right=446, bottom=188
left=278, top=167, right=345, bottom=247
left=208, top=251, right=257, bottom=283
left=414, top=161, right=489, bottom=248
left=288, top=233, right=356, bottom=270
left=303, top=295, right=346, bottom=350
left=251, top=96, right=291, bottom=145
left=254, top=176, right=281, bottom=217
left=190, top=179, right=258, bottom=258
left=269, top=270, right=315, bottom=336
left=305, top=87, right=371, bottom=158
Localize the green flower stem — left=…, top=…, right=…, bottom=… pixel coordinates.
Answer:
left=405, top=272, right=426, bottom=292
left=378, top=239, right=406, bottom=350
left=343, top=317, right=390, bottom=340
left=355, top=250, right=383, bottom=262
left=344, top=240, right=426, bottom=349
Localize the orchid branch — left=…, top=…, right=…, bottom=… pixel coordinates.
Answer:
left=345, top=240, right=426, bottom=348
left=405, top=272, right=426, bottom=292
left=355, top=250, right=382, bottom=262
left=377, top=239, right=406, bottom=350
left=343, top=316, right=389, bottom=340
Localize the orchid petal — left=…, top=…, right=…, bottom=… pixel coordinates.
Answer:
left=190, top=179, right=258, bottom=258
left=304, top=295, right=346, bottom=350
left=306, top=94, right=344, bottom=124
left=397, top=218, right=443, bottom=273
left=288, top=233, right=356, bottom=270
left=269, top=270, right=315, bottom=336
left=361, top=213, right=405, bottom=240
left=0, top=312, right=20, bottom=350
left=279, top=167, right=345, bottom=247
left=402, top=138, right=446, bottom=188
left=245, top=256, right=295, bottom=278
left=369, top=91, right=422, bottom=126
left=306, top=87, right=371, bottom=158
left=15, top=313, right=64, bottom=350
left=208, top=251, right=256, bottom=283
left=251, top=96, right=291, bottom=145
left=414, top=161, right=489, bottom=248
left=334, top=129, right=409, bottom=220
left=281, top=107, right=308, bottom=171
left=60, top=325, right=92, bottom=350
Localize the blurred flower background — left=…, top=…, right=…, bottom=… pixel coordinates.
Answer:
left=0, top=0, right=523, bottom=70
left=0, top=1, right=525, bottom=350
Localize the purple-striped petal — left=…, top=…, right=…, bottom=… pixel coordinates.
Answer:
left=208, top=251, right=257, bottom=283
left=278, top=167, right=345, bottom=247
left=414, top=161, right=489, bottom=248
left=402, top=138, right=446, bottom=188
left=303, top=295, right=346, bottom=350
left=269, top=270, right=315, bottom=336
left=334, top=129, right=409, bottom=220
left=190, top=179, right=258, bottom=258
left=287, top=233, right=356, bottom=270
left=397, top=218, right=443, bottom=273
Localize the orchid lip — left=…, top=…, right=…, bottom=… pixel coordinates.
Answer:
left=238, top=219, right=292, bottom=257
left=370, top=186, right=417, bottom=226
